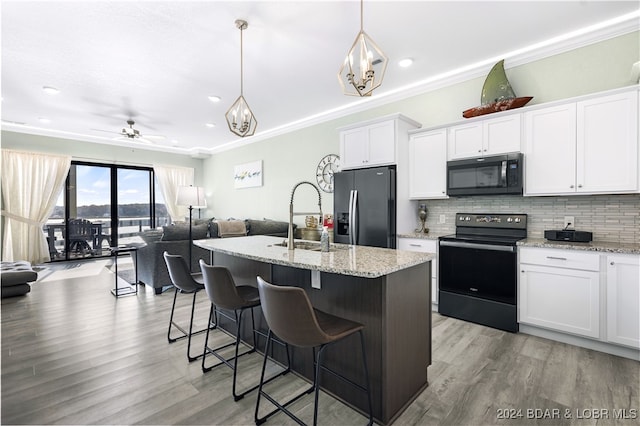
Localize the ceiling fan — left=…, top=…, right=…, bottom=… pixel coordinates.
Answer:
left=92, top=119, right=165, bottom=144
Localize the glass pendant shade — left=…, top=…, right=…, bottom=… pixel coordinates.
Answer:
left=338, top=30, right=388, bottom=97
left=225, top=94, right=257, bottom=137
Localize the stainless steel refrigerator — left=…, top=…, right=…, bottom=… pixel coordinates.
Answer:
left=333, top=166, right=396, bottom=249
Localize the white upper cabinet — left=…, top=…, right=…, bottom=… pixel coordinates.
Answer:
left=577, top=91, right=639, bottom=193
left=447, top=114, right=521, bottom=160
left=524, top=88, right=639, bottom=196
left=408, top=129, right=448, bottom=199
left=340, top=120, right=396, bottom=169
left=524, top=103, right=577, bottom=195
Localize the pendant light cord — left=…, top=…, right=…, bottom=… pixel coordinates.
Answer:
left=360, top=0, right=364, bottom=32
left=239, top=25, right=244, bottom=96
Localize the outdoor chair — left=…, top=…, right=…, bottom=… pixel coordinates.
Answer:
left=67, top=218, right=95, bottom=254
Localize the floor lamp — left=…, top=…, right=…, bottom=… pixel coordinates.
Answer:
left=176, top=186, right=207, bottom=272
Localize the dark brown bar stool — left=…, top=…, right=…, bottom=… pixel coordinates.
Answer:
left=163, top=251, right=209, bottom=362
left=199, top=260, right=289, bottom=401
left=254, top=276, right=373, bottom=426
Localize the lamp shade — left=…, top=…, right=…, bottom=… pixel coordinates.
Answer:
left=176, top=186, right=207, bottom=208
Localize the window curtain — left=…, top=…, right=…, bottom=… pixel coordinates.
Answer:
left=1, top=149, right=71, bottom=263
left=153, top=164, right=194, bottom=223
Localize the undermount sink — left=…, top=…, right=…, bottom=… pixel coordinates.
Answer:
left=270, top=241, right=346, bottom=252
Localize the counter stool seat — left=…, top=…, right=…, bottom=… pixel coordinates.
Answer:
left=255, top=276, right=373, bottom=426
left=163, top=252, right=210, bottom=362
left=199, top=260, right=289, bottom=401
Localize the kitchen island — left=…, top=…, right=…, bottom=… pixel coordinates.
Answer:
left=194, top=235, right=434, bottom=425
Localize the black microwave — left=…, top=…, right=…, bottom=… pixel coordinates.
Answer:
left=446, top=153, right=523, bottom=196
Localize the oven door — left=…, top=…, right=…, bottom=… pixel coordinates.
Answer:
left=438, top=239, right=517, bottom=304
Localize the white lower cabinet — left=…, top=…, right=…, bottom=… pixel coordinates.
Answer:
left=519, top=248, right=600, bottom=339
left=398, top=238, right=438, bottom=304
left=606, top=254, right=640, bottom=349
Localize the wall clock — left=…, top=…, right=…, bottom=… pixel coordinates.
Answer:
left=316, top=154, right=340, bottom=193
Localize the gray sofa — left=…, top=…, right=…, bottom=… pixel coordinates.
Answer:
left=133, top=218, right=292, bottom=294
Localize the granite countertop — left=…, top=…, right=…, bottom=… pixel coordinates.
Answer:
left=517, top=238, right=640, bottom=255
left=194, top=235, right=434, bottom=278
left=397, top=231, right=449, bottom=240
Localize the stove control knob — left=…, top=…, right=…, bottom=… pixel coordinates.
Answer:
left=465, top=216, right=471, bottom=221
left=507, top=217, right=513, bottom=223
left=458, top=216, right=464, bottom=221
left=514, top=217, right=521, bottom=223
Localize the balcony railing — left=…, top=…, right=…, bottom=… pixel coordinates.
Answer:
left=44, top=216, right=170, bottom=260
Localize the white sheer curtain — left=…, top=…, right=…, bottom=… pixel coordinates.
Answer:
left=1, top=149, right=71, bottom=263
left=153, top=164, right=194, bottom=223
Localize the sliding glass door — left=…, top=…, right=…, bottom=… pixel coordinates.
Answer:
left=45, top=161, right=161, bottom=261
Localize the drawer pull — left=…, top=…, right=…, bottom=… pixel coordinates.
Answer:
left=546, top=256, right=567, bottom=261
left=409, top=244, right=422, bottom=247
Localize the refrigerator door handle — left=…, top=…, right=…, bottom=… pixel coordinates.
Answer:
left=348, top=190, right=355, bottom=245
left=352, top=190, right=358, bottom=244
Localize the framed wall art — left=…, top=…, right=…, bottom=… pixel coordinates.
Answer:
left=234, top=160, right=263, bottom=188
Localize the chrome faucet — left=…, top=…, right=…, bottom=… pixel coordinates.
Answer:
left=288, top=181, right=323, bottom=251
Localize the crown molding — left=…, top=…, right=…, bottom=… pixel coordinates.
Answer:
left=208, top=11, right=639, bottom=154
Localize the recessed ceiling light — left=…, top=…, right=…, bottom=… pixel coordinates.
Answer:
left=38, top=117, right=51, bottom=124
left=398, top=58, right=413, bottom=68
left=205, top=123, right=216, bottom=128
left=42, top=86, right=60, bottom=95
left=208, top=95, right=221, bottom=103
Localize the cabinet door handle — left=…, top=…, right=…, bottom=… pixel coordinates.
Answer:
left=570, top=185, right=575, bottom=189
left=477, top=149, right=481, bottom=153
left=578, top=184, right=583, bottom=188
left=610, top=261, right=615, bottom=266
left=546, top=256, right=567, bottom=261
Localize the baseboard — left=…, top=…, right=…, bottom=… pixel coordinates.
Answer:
left=519, top=324, right=640, bottom=361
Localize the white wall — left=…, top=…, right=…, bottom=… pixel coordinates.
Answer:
left=202, top=32, right=640, bottom=224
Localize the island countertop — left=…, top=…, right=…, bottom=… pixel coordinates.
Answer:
left=194, top=235, right=434, bottom=278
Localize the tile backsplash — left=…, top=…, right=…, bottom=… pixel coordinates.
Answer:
left=419, top=194, right=639, bottom=244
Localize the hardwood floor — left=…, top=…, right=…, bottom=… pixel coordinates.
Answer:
left=2, top=259, right=638, bottom=425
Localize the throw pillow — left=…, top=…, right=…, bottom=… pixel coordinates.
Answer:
left=139, top=230, right=163, bottom=243
left=247, top=219, right=291, bottom=236
left=161, top=223, right=208, bottom=241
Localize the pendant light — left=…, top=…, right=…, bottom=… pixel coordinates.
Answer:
left=338, top=0, right=388, bottom=97
left=225, top=19, right=257, bottom=137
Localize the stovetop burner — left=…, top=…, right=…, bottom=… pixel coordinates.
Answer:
left=440, top=233, right=525, bottom=245
left=441, top=213, right=528, bottom=245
